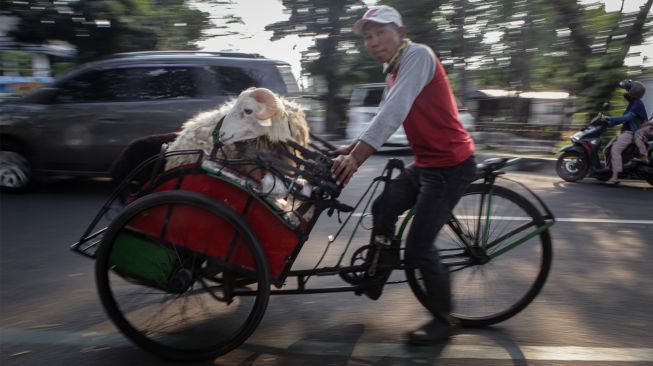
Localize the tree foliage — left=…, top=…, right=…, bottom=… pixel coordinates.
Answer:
left=4, top=0, right=651, bottom=127
left=324, top=0, right=653, bottom=118
left=4, top=0, right=211, bottom=62
left=265, top=0, right=366, bottom=136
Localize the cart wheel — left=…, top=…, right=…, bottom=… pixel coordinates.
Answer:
left=95, top=190, right=270, bottom=361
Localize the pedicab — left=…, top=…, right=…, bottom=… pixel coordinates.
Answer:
left=72, top=134, right=554, bottom=362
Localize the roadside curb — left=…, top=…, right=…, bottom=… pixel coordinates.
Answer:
left=477, top=154, right=557, bottom=173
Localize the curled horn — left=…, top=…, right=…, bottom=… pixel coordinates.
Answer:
left=251, top=88, right=278, bottom=121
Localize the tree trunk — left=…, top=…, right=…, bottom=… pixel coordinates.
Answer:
left=552, top=0, right=652, bottom=112
left=453, top=0, right=468, bottom=101
left=323, top=0, right=347, bottom=137
left=517, top=9, right=534, bottom=91
left=323, top=40, right=345, bottom=137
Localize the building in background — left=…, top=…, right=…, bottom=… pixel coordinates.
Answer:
left=465, top=89, right=575, bottom=153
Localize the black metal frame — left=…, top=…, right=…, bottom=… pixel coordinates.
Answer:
left=72, top=141, right=555, bottom=298
left=71, top=136, right=394, bottom=292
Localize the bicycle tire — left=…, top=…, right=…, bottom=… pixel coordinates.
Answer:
left=95, top=190, right=270, bottom=361
left=405, top=183, right=553, bottom=327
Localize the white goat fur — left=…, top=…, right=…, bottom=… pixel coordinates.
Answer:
left=165, top=90, right=309, bottom=171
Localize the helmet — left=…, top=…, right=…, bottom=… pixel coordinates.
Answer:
left=619, top=79, right=646, bottom=100
left=629, top=81, right=646, bottom=99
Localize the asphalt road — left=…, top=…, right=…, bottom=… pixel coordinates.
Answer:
left=1, top=154, right=652, bottom=366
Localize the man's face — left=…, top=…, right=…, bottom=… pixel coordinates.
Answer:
left=362, top=22, right=405, bottom=63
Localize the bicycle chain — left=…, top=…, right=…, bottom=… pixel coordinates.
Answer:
left=385, top=278, right=409, bottom=285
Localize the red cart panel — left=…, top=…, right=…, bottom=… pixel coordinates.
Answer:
left=129, top=170, right=304, bottom=282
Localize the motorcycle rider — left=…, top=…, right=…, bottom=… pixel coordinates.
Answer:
left=604, top=80, right=647, bottom=185
left=633, top=116, right=653, bottom=165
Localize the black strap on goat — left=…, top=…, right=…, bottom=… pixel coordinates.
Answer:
left=209, top=115, right=226, bottom=159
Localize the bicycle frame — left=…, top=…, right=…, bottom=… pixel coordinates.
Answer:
left=393, top=158, right=555, bottom=272
left=233, top=156, right=556, bottom=298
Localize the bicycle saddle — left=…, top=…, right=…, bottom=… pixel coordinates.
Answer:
left=475, top=157, right=511, bottom=179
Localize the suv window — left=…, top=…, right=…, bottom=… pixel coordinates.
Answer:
left=210, top=64, right=293, bottom=96
left=211, top=66, right=262, bottom=95
left=125, top=67, right=197, bottom=100
left=57, top=67, right=198, bottom=103
left=56, top=71, right=106, bottom=102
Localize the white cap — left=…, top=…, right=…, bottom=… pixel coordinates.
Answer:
left=353, top=5, right=403, bottom=35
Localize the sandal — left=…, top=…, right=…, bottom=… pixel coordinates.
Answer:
left=605, top=180, right=620, bottom=186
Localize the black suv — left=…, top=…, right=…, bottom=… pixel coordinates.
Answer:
left=0, top=51, right=300, bottom=191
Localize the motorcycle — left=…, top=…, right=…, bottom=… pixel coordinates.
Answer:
left=556, top=113, right=653, bottom=186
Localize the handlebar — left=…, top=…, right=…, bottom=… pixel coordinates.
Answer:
left=244, top=140, right=341, bottom=199
left=309, top=132, right=338, bottom=152
left=589, top=114, right=609, bottom=128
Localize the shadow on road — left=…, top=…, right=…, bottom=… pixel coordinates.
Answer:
left=209, top=324, right=531, bottom=366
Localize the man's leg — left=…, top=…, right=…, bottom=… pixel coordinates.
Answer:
left=608, top=132, right=633, bottom=183
left=363, top=165, right=419, bottom=299
left=406, top=157, right=476, bottom=344
left=633, top=125, right=652, bottom=163
left=371, top=164, right=419, bottom=239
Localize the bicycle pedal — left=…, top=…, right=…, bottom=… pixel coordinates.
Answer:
left=339, top=271, right=363, bottom=286
left=360, top=276, right=387, bottom=300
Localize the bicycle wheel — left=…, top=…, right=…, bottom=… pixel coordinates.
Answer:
left=405, top=183, right=552, bottom=327
left=95, top=190, right=270, bottom=361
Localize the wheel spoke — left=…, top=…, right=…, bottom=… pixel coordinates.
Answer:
left=96, top=191, right=270, bottom=361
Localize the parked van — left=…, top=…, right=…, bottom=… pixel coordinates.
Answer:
left=346, top=83, right=475, bottom=149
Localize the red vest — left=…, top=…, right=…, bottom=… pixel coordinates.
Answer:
left=389, top=55, right=475, bottom=168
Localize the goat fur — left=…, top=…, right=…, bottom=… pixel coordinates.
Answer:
left=165, top=90, right=309, bottom=172
left=163, top=89, right=313, bottom=219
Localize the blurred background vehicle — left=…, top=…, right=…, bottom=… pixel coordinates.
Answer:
left=345, top=83, right=476, bottom=150
left=0, top=51, right=301, bottom=192
left=556, top=110, right=653, bottom=186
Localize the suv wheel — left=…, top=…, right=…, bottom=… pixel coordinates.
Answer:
left=0, top=147, right=33, bottom=192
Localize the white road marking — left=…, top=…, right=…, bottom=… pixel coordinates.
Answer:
left=2, top=329, right=653, bottom=361
left=554, top=218, right=653, bottom=225
left=348, top=213, right=653, bottom=225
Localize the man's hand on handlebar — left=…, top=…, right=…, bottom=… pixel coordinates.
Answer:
left=328, top=142, right=356, bottom=156
left=590, top=114, right=610, bottom=127
left=598, top=116, right=610, bottom=127
left=331, top=154, right=360, bottom=186
left=330, top=140, right=376, bottom=186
